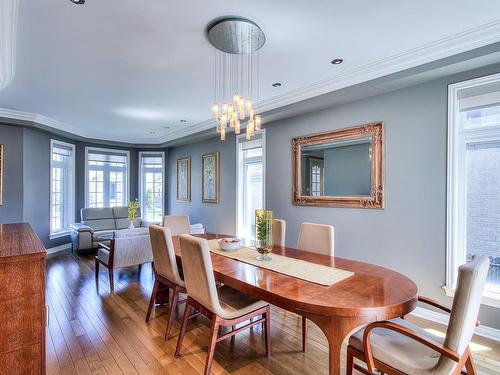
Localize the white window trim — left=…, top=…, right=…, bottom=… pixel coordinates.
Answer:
left=138, top=151, right=165, bottom=221
left=446, top=72, right=500, bottom=308
left=235, top=129, right=266, bottom=239
left=49, top=139, right=75, bottom=239
left=84, top=146, right=130, bottom=208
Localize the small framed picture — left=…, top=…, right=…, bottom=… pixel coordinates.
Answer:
left=176, top=157, right=191, bottom=202
left=202, top=152, right=219, bottom=203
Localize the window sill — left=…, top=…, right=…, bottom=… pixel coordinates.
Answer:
left=443, top=285, right=500, bottom=308
left=49, top=230, right=71, bottom=240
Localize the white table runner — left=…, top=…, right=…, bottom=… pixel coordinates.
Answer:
left=207, top=240, right=353, bottom=287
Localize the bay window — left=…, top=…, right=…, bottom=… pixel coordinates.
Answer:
left=447, top=73, right=500, bottom=306
left=50, top=140, right=75, bottom=238
left=139, top=152, right=165, bottom=222
left=85, top=147, right=129, bottom=208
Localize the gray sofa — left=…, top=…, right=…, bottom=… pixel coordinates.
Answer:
left=70, top=206, right=153, bottom=252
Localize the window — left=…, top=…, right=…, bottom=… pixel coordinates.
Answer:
left=236, top=131, right=266, bottom=240
left=447, top=73, right=500, bottom=306
left=50, top=140, right=75, bottom=238
left=139, top=152, right=165, bottom=222
left=85, top=147, right=129, bottom=208
left=310, top=159, right=324, bottom=196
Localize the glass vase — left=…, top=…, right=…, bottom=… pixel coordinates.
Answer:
left=255, top=209, right=274, bottom=261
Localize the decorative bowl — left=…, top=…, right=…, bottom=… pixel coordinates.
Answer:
left=217, top=238, right=241, bottom=251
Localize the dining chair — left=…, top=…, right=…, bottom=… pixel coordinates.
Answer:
left=273, top=219, right=286, bottom=247
left=346, top=256, right=490, bottom=375
left=146, top=225, right=187, bottom=340
left=175, top=234, right=271, bottom=375
left=162, top=215, right=190, bottom=236
left=296, top=222, right=335, bottom=351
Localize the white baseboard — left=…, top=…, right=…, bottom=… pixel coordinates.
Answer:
left=46, top=242, right=72, bottom=254
left=411, top=306, right=500, bottom=342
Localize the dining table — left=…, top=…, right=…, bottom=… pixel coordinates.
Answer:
left=172, top=233, right=418, bottom=375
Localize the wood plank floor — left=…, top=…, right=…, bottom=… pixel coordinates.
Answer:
left=46, top=251, right=500, bottom=375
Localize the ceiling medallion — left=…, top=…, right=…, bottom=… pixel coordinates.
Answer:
left=208, top=17, right=265, bottom=141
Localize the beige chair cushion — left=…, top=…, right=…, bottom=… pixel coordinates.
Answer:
left=163, top=215, right=191, bottom=236
left=349, top=318, right=443, bottom=375
left=149, top=225, right=184, bottom=287
left=179, top=234, right=268, bottom=320
left=297, top=222, right=334, bottom=256
left=273, top=219, right=286, bottom=247
left=217, top=286, right=268, bottom=320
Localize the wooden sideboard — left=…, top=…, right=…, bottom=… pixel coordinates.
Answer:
left=0, top=223, right=46, bottom=375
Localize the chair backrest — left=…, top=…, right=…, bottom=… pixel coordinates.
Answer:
left=297, top=222, right=334, bottom=256
left=444, top=256, right=490, bottom=355
left=163, top=215, right=190, bottom=236
left=149, top=225, right=183, bottom=285
left=179, top=234, right=223, bottom=316
left=273, top=219, right=286, bottom=247
left=112, top=235, right=153, bottom=269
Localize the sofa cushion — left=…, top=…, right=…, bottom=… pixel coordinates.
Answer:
left=83, top=218, right=116, bottom=231
left=81, top=207, right=114, bottom=221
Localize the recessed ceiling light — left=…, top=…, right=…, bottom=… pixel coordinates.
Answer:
left=149, top=131, right=156, bottom=135
left=272, top=82, right=282, bottom=87
left=331, top=58, right=343, bottom=65
left=70, top=0, right=85, bottom=4
left=180, top=119, right=187, bottom=123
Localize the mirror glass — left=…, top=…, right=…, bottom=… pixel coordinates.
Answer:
left=300, top=137, right=372, bottom=197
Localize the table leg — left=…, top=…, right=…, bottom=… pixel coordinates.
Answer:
left=305, top=313, right=375, bottom=375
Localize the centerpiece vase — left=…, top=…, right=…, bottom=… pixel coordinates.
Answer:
left=255, top=209, right=274, bottom=261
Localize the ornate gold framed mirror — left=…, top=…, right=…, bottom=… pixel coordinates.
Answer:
left=292, top=122, right=384, bottom=208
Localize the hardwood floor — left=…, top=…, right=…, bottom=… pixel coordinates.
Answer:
left=45, top=251, right=500, bottom=375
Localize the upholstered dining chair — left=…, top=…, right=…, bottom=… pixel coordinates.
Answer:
left=273, top=219, right=286, bottom=247
left=162, top=215, right=190, bottom=236
left=296, top=222, right=335, bottom=352
left=145, top=225, right=187, bottom=340
left=346, top=256, right=490, bottom=375
left=175, top=234, right=271, bottom=375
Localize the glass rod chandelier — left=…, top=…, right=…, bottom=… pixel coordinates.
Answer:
left=207, top=18, right=265, bottom=141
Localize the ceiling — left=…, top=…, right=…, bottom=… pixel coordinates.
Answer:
left=1, top=0, right=500, bottom=144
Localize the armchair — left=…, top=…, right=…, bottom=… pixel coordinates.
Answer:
left=95, top=227, right=153, bottom=292
left=346, top=256, right=490, bottom=375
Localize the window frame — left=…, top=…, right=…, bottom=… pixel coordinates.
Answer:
left=49, top=139, right=76, bottom=239
left=446, top=72, right=500, bottom=308
left=138, top=151, right=165, bottom=223
left=84, top=146, right=130, bottom=208
left=235, top=129, right=266, bottom=240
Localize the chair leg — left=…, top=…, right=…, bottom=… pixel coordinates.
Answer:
left=108, top=269, right=114, bottom=293
left=145, top=279, right=159, bottom=322
left=204, top=316, right=220, bottom=375
left=302, top=316, right=308, bottom=352
left=138, top=263, right=142, bottom=278
left=175, top=301, right=192, bottom=357
left=346, top=346, right=354, bottom=375
left=95, top=259, right=99, bottom=281
left=264, top=306, right=271, bottom=358
left=165, top=285, right=180, bottom=340
left=465, top=350, right=477, bottom=375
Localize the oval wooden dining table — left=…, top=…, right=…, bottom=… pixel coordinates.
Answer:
left=172, top=233, right=418, bottom=375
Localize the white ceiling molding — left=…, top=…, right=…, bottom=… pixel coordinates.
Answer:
left=0, top=0, right=18, bottom=90
left=1, top=19, right=500, bottom=144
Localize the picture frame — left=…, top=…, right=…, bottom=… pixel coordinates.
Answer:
left=202, top=152, right=220, bottom=203
left=176, top=157, right=191, bottom=202
left=0, top=144, right=3, bottom=206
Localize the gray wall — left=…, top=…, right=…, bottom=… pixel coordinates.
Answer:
left=167, top=133, right=236, bottom=234
left=165, top=63, right=500, bottom=329
left=0, top=124, right=24, bottom=223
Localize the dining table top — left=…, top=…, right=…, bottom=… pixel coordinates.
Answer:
left=172, top=233, right=418, bottom=319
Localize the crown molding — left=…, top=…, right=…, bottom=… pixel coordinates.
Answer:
left=1, top=19, right=500, bottom=144
left=0, top=0, right=18, bottom=90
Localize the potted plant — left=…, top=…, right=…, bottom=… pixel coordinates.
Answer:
left=255, top=209, right=274, bottom=261
left=127, top=199, right=140, bottom=229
